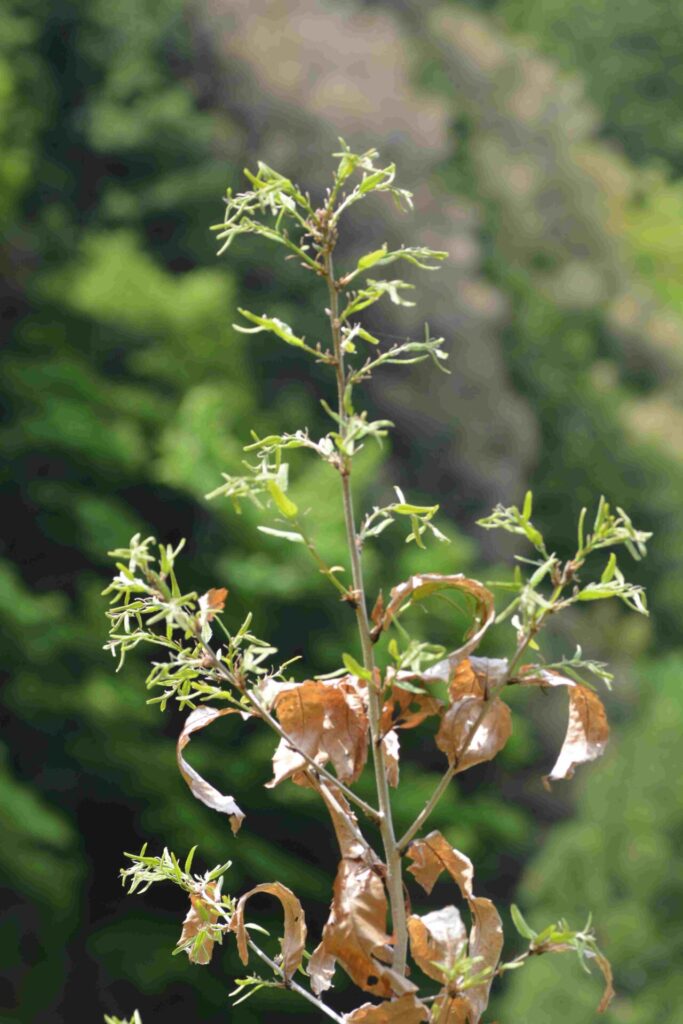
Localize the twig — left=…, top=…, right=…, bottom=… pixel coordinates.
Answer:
left=246, top=937, right=346, bottom=1024
left=397, top=700, right=495, bottom=852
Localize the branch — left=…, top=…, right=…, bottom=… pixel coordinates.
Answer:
left=246, top=937, right=346, bottom=1024
left=397, top=699, right=496, bottom=852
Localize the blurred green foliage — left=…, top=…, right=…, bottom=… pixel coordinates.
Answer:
left=1, top=0, right=682, bottom=1021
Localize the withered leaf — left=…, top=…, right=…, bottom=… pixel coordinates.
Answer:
left=177, top=880, right=222, bottom=965
left=344, top=993, right=429, bottom=1023
left=407, top=832, right=503, bottom=1023
left=316, top=780, right=377, bottom=863
left=310, top=858, right=394, bottom=997
left=373, top=575, right=495, bottom=660
left=230, top=881, right=306, bottom=982
left=201, top=586, right=228, bottom=619
left=435, top=696, right=511, bottom=774
left=594, top=951, right=615, bottom=1013
left=268, top=677, right=368, bottom=788
left=408, top=906, right=467, bottom=983
left=381, top=677, right=443, bottom=733
left=521, top=671, right=609, bottom=784
left=177, top=706, right=245, bottom=835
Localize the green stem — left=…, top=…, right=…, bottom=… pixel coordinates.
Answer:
left=324, top=251, right=409, bottom=981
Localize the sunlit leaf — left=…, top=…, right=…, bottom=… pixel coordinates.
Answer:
left=268, top=678, right=368, bottom=787
left=176, top=707, right=246, bottom=835
left=230, top=881, right=307, bottom=981
left=407, top=906, right=467, bottom=983
left=520, top=670, right=609, bottom=784
left=435, top=695, right=511, bottom=774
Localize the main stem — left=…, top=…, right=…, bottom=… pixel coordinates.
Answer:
left=324, top=252, right=409, bottom=980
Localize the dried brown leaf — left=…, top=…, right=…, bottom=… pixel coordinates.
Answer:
left=229, top=881, right=306, bottom=982
left=406, top=832, right=503, bottom=1023
left=312, top=859, right=393, bottom=996
left=381, top=678, right=443, bottom=733
left=177, top=707, right=245, bottom=835
left=373, top=575, right=495, bottom=660
left=435, top=696, right=511, bottom=774
left=177, top=880, right=222, bottom=965
left=268, top=677, right=368, bottom=787
left=594, top=951, right=615, bottom=1013
left=316, top=780, right=377, bottom=863
left=201, top=586, right=228, bottom=618
left=408, top=906, right=467, bottom=983
left=344, top=993, right=429, bottom=1023
left=521, top=671, right=609, bottom=784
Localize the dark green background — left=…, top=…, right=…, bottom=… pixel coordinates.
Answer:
left=2, top=0, right=681, bottom=1020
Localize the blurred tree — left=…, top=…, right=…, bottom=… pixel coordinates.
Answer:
left=498, top=0, right=683, bottom=174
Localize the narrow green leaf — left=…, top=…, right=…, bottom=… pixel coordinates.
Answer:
left=266, top=480, right=298, bottom=519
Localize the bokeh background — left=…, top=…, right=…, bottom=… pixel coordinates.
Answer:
left=2, top=0, right=683, bottom=1020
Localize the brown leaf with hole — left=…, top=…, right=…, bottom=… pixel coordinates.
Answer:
left=406, top=832, right=503, bottom=1023
left=435, top=695, right=511, bottom=774
left=177, top=706, right=245, bottom=834
left=381, top=677, right=443, bottom=733
left=521, top=670, right=609, bottom=784
left=372, top=575, right=495, bottom=659
left=268, top=677, right=368, bottom=788
left=178, top=880, right=222, bottom=965
left=229, top=881, right=306, bottom=982
left=310, top=858, right=394, bottom=996
left=344, top=993, right=430, bottom=1023
left=408, top=906, right=467, bottom=983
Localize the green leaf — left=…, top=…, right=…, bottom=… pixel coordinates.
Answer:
left=257, top=526, right=305, bottom=543
left=266, top=480, right=298, bottom=519
left=511, top=904, right=537, bottom=941
left=357, top=245, right=388, bottom=270
left=601, top=552, right=617, bottom=583
left=342, top=652, right=372, bottom=681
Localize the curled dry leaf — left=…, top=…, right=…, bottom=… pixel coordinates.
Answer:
left=178, top=879, right=222, bottom=965
left=435, top=695, right=511, bottom=775
left=177, top=706, right=246, bottom=835
left=344, top=992, right=429, bottom=1023
left=309, top=782, right=396, bottom=998
left=521, top=670, right=609, bottom=785
left=381, top=675, right=443, bottom=732
left=310, top=858, right=393, bottom=996
left=407, top=905, right=467, bottom=983
left=229, top=881, right=306, bottom=982
left=407, top=832, right=503, bottom=1024
left=268, top=677, right=368, bottom=788
left=371, top=575, right=495, bottom=661
left=200, top=586, right=228, bottom=619
left=594, top=951, right=616, bottom=1013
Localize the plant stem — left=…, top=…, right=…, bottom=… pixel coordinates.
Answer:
left=246, top=937, right=346, bottom=1024
left=324, top=251, right=409, bottom=981
left=397, top=698, right=495, bottom=851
